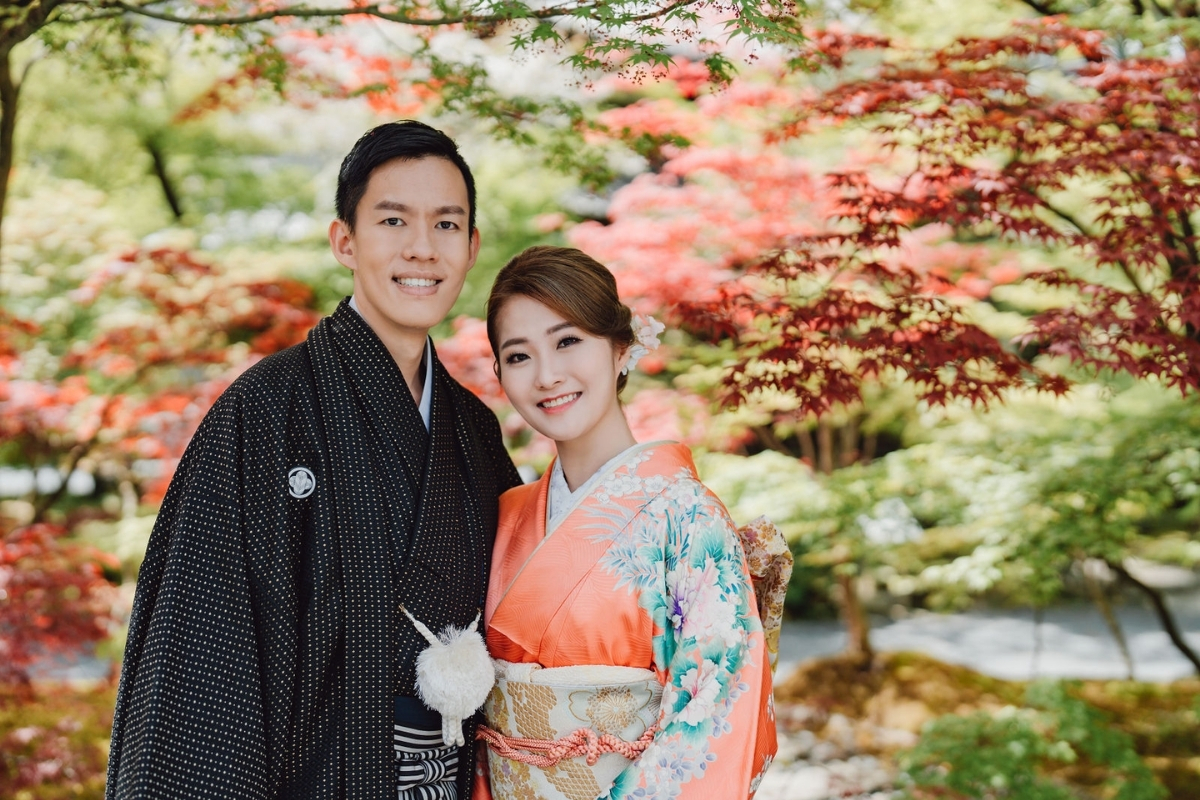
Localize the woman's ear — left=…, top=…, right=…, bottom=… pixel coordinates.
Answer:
left=492, top=360, right=501, bottom=380
left=615, top=344, right=632, bottom=376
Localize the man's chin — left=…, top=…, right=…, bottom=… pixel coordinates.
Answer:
left=358, top=297, right=450, bottom=333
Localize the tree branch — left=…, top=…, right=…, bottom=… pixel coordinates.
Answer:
left=1112, top=560, right=1200, bottom=675
left=0, top=48, right=19, bottom=278
left=1151, top=0, right=1181, bottom=17
left=1176, top=210, right=1200, bottom=276
left=1040, top=198, right=1148, bottom=296
left=1015, top=0, right=1060, bottom=14
left=86, top=0, right=699, bottom=29
left=1129, top=0, right=1172, bottom=16
left=0, top=0, right=69, bottom=50
left=144, top=134, right=183, bottom=220
left=1083, top=561, right=1134, bottom=680
left=30, top=440, right=93, bottom=523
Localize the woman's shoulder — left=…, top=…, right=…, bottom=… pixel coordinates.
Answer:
left=499, top=480, right=541, bottom=519
left=630, top=440, right=696, bottom=476
left=500, top=479, right=539, bottom=502
left=637, top=444, right=737, bottom=521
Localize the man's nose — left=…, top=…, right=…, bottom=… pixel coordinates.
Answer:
left=403, top=224, right=436, bottom=260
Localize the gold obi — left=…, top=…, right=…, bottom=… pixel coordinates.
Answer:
left=482, top=661, right=663, bottom=800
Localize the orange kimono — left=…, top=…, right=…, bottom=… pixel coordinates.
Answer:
left=479, top=442, right=777, bottom=799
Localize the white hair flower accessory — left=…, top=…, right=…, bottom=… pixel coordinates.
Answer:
left=622, top=314, right=665, bottom=375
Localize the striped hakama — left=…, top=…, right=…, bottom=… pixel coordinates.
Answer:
left=395, top=696, right=459, bottom=800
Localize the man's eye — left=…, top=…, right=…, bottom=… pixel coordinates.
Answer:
left=383, top=217, right=403, bottom=226
left=435, top=220, right=459, bottom=230
left=558, top=336, right=581, bottom=348
left=504, top=352, right=529, bottom=365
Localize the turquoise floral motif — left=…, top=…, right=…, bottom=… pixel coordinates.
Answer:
left=573, top=445, right=761, bottom=800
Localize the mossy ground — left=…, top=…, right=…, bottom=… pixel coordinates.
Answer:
left=3, top=656, right=1197, bottom=798
left=1, top=682, right=115, bottom=800
left=775, top=652, right=1200, bottom=799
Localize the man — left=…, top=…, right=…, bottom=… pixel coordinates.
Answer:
left=106, top=121, right=521, bottom=799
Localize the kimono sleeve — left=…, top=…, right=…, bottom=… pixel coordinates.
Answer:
left=106, top=390, right=273, bottom=800
left=603, top=485, right=777, bottom=800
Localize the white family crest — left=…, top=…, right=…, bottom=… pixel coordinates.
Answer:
left=288, top=466, right=316, bottom=499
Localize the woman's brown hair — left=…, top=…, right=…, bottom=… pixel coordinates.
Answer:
left=487, top=246, right=635, bottom=393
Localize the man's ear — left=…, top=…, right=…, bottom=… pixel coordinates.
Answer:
left=329, top=219, right=357, bottom=271
left=466, top=228, right=481, bottom=273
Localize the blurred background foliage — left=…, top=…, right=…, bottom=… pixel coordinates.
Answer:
left=3, top=0, right=1200, bottom=796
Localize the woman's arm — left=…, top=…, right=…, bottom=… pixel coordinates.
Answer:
left=603, top=486, right=777, bottom=800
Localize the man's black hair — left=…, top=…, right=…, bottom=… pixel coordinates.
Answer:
left=335, top=120, right=476, bottom=233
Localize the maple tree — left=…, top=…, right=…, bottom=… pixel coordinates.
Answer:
left=0, top=234, right=322, bottom=686
left=0, top=522, right=118, bottom=688
left=712, top=20, right=1198, bottom=663
left=585, top=19, right=1200, bottom=424
left=545, top=61, right=1021, bottom=659
left=0, top=0, right=806, bottom=264
left=546, top=19, right=1200, bottom=663
left=753, top=20, right=1199, bottom=394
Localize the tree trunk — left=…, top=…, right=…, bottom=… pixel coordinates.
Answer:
left=838, top=418, right=859, bottom=468
left=1030, top=605, right=1044, bottom=678
left=144, top=134, right=184, bottom=220
left=816, top=420, right=834, bottom=475
left=861, top=431, right=877, bottom=464
left=797, top=427, right=816, bottom=466
left=1112, top=560, right=1200, bottom=675
left=0, top=46, right=19, bottom=272
left=1083, top=560, right=1134, bottom=680
left=837, top=572, right=873, bottom=665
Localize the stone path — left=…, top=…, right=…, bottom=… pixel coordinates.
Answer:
left=776, top=586, right=1200, bottom=683
left=756, top=720, right=902, bottom=800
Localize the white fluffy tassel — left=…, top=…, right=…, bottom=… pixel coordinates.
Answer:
left=401, top=606, right=495, bottom=747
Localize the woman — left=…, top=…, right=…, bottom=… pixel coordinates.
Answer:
left=474, top=246, right=787, bottom=800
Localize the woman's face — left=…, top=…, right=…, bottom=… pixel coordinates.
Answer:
left=493, top=295, right=629, bottom=448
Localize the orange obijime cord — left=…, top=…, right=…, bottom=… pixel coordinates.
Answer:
left=476, top=724, right=659, bottom=768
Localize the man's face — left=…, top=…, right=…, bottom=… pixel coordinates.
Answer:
left=329, top=156, right=480, bottom=344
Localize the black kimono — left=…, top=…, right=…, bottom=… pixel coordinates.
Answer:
left=106, top=300, right=521, bottom=799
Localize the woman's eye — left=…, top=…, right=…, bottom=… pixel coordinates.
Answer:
left=557, top=336, right=581, bottom=349
left=504, top=352, right=529, bottom=365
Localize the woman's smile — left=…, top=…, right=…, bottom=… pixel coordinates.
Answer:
left=493, top=295, right=633, bottom=481
left=538, top=392, right=581, bottom=412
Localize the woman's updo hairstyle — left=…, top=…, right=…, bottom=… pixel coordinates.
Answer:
left=487, top=246, right=636, bottom=393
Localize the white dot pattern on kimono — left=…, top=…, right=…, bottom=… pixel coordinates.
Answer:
left=107, top=300, right=519, bottom=800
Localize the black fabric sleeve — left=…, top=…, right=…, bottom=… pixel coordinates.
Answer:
left=106, top=389, right=272, bottom=800
left=474, top=396, right=522, bottom=494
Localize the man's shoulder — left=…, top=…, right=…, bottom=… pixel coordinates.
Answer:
left=440, top=369, right=500, bottom=424
left=224, top=340, right=314, bottom=402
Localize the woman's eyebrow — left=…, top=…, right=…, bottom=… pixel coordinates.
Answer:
left=500, top=322, right=575, bottom=351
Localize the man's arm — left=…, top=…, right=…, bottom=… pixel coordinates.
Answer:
left=107, top=391, right=272, bottom=800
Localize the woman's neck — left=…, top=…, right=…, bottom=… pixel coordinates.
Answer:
left=555, top=409, right=637, bottom=492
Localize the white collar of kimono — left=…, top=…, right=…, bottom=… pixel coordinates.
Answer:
left=348, top=295, right=432, bottom=431
left=547, top=441, right=643, bottom=532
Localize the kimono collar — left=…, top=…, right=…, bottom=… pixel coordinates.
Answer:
left=547, top=442, right=642, bottom=531
left=348, top=294, right=433, bottom=431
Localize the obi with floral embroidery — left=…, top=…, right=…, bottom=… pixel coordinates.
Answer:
left=475, top=442, right=778, bottom=800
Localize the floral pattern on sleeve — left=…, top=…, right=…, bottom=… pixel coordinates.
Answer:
left=583, top=466, right=764, bottom=800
